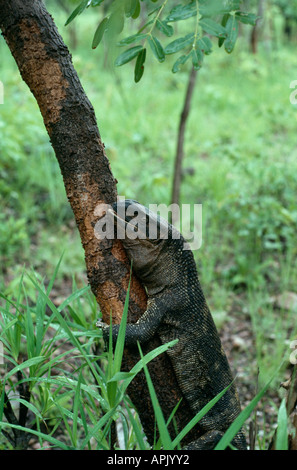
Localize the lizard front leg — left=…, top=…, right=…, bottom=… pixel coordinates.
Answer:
left=97, top=297, right=164, bottom=348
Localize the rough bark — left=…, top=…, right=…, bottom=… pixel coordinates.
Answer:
left=0, top=0, right=199, bottom=445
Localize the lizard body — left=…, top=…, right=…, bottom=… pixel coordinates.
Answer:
left=99, top=200, right=246, bottom=450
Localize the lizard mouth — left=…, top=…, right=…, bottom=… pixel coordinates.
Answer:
left=107, top=207, right=125, bottom=226
left=108, top=200, right=171, bottom=244
left=108, top=207, right=149, bottom=241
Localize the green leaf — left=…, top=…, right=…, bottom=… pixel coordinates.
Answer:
left=118, top=33, right=147, bottom=46
left=156, top=20, right=174, bottom=37
left=229, top=0, right=241, bottom=9
left=275, top=399, right=289, bottom=450
left=200, top=18, right=227, bottom=38
left=224, top=15, right=239, bottom=54
left=125, top=0, right=139, bottom=18
left=166, top=3, right=197, bottom=22
left=65, top=0, right=89, bottom=26
left=134, top=48, right=146, bottom=83
left=199, top=0, right=241, bottom=16
left=197, top=36, right=213, bottom=55
left=91, top=0, right=104, bottom=6
left=172, top=54, right=191, bottom=73
left=92, top=17, right=108, bottom=49
left=115, top=46, right=143, bottom=66
left=235, top=12, right=259, bottom=26
left=148, top=36, right=165, bottom=63
left=165, top=33, right=194, bottom=55
left=107, top=11, right=125, bottom=35
left=199, top=0, right=229, bottom=17
left=132, top=0, right=141, bottom=19
left=191, top=48, right=203, bottom=70
left=218, top=14, right=229, bottom=47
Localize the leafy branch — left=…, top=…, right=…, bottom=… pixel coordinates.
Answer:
left=66, top=0, right=258, bottom=82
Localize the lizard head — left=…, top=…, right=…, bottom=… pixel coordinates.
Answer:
left=108, top=199, right=191, bottom=294
left=108, top=199, right=175, bottom=274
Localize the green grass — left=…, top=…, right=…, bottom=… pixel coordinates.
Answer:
left=0, top=4, right=297, bottom=449
left=0, top=265, right=291, bottom=450
left=0, top=267, right=184, bottom=450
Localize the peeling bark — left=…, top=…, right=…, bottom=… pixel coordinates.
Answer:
left=0, top=0, right=200, bottom=445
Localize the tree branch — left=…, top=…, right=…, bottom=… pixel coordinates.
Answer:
left=171, top=67, right=197, bottom=224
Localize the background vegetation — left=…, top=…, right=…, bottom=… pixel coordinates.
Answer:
left=0, top=0, right=297, bottom=449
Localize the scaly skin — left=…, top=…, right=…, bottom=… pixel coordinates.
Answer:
left=98, top=200, right=246, bottom=450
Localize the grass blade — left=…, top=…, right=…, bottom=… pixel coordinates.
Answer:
left=72, top=369, right=83, bottom=446
left=137, top=341, right=172, bottom=449
left=0, top=421, right=72, bottom=449
left=26, top=274, right=103, bottom=387
left=4, top=356, right=45, bottom=381
left=119, top=339, right=178, bottom=396
left=171, top=382, right=233, bottom=449
left=275, top=399, right=288, bottom=450
left=78, top=405, right=118, bottom=449
left=125, top=403, right=147, bottom=450
left=113, top=277, right=131, bottom=373
left=215, top=364, right=283, bottom=450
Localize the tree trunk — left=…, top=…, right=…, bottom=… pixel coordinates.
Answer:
left=250, top=0, right=265, bottom=54
left=171, top=67, right=197, bottom=225
left=0, top=0, right=199, bottom=445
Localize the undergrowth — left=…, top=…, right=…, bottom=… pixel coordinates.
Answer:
left=0, top=266, right=292, bottom=450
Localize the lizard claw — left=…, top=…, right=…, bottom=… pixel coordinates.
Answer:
left=96, top=319, right=108, bottom=329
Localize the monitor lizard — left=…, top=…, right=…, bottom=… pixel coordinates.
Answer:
left=97, top=199, right=246, bottom=450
